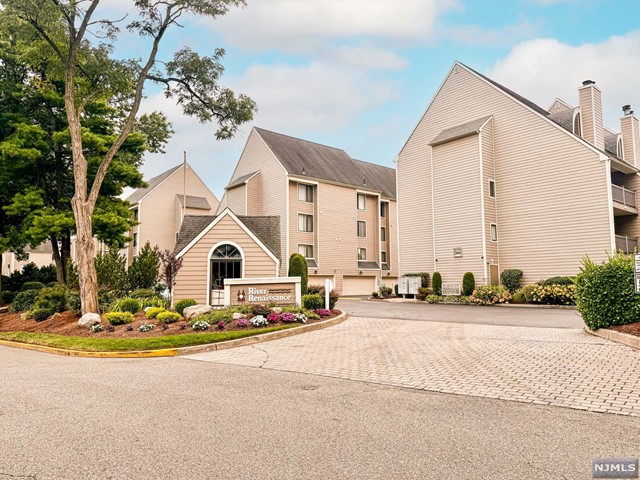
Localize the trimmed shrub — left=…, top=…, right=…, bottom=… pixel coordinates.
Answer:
left=288, top=253, right=308, bottom=294
left=379, top=285, right=393, bottom=298
left=302, top=294, right=323, bottom=310
left=426, top=294, right=441, bottom=304
left=500, top=269, right=523, bottom=293
left=157, top=311, right=181, bottom=324
left=10, top=290, right=39, bottom=313
left=469, top=285, right=512, bottom=306
left=520, top=284, right=538, bottom=303
left=432, top=272, right=442, bottom=296
left=32, top=308, right=55, bottom=322
left=529, top=284, right=576, bottom=305
left=542, top=276, right=575, bottom=286
left=405, top=272, right=430, bottom=288
left=512, top=289, right=526, bottom=304
left=175, top=299, right=197, bottom=316
left=146, top=307, right=166, bottom=319
left=21, top=281, right=45, bottom=292
left=371, top=291, right=379, bottom=298
left=33, top=285, right=67, bottom=315
left=576, top=253, right=640, bottom=330
left=130, top=289, right=156, bottom=299
left=416, top=288, right=434, bottom=301
left=112, top=297, right=142, bottom=314
left=462, top=272, right=475, bottom=296
left=105, top=311, right=135, bottom=325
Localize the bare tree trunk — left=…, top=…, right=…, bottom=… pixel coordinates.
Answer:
left=72, top=199, right=99, bottom=314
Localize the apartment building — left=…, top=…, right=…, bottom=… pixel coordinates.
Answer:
left=174, top=127, right=398, bottom=301
left=397, top=61, right=640, bottom=286
left=122, top=162, right=219, bottom=264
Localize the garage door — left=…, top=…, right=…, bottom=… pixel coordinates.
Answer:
left=308, top=276, right=334, bottom=290
left=342, top=276, right=377, bottom=296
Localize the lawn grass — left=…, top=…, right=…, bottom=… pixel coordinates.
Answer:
left=0, top=325, right=298, bottom=352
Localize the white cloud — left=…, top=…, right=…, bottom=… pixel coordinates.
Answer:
left=443, top=20, right=539, bottom=46
left=489, top=31, right=640, bottom=129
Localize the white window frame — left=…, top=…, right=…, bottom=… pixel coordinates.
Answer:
left=381, top=251, right=387, bottom=264
left=357, top=220, right=367, bottom=238
left=357, top=247, right=367, bottom=261
left=380, top=226, right=386, bottom=242
left=490, top=223, right=498, bottom=242
left=298, top=244, right=314, bottom=259
left=488, top=179, right=496, bottom=198
left=298, top=214, right=314, bottom=233
left=357, top=193, right=366, bottom=210
left=298, top=183, right=313, bottom=203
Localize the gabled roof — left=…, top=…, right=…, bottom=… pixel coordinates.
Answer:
left=174, top=213, right=281, bottom=259
left=358, top=261, right=380, bottom=270
left=547, top=107, right=578, bottom=133
left=254, top=127, right=396, bottom=199
left=126, top=164, right=182, bottom=204
left=604, top=129, right=619, bottom=157
left=429, top=115, right=492, bottom=146
left=226, top=171, right=259, bottom=190
left=176, top=195, right=212, bottom=211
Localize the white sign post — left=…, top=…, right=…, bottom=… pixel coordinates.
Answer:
left=635, top=254, right=640, bottom=294
left=325, top=279, right=334, bottom=310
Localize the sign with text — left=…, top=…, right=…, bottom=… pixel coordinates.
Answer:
left=453, top=247, right=463, bottom=258
left=224, top=277, right=302, bottom=306
left=635, top=254, right=640, bottom=294
left=442, top=283, right=461, bottom=296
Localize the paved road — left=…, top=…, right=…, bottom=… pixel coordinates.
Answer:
left=189, top=317, right=640, bottom=417
left=337, top=299, right=584, bottom=328
left=2, top=346, right=639, bottom=480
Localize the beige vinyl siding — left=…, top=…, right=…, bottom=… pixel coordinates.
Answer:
left=386, top=200, right=399, bottom=277
left=620, top=115, right=640, bottom=167
left=289, top=181, right=316, bottom=263
left=578, top=85, right=605, bottom=150
left=138, top=165, right=218, bottom=255
left=397, top=64, right=613, bottom=285
left=174, top=215, right=278, bottom=304
left=227, top=130, right=287, bottom=274
left=432, top=135, right=485, bottom=283
left=548, top=100, right=571, bottom=114
left=226, top=184, right=246, bottom=215
left=308, top=275, right=334, bottom=288
left=481, top=119, right=499, bottom=279
left=246, top=173, right=262, bottom=216
left=357, top=194, right=379, bottom=266
left=614, top=172, right=640, bottom=239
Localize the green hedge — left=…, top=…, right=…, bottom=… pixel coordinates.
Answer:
left=462, top=272, right=475, bottom=296
left=302, top=294, right=323, bottom=310
left=500, top=269, right=523, bottom=293
left=576, top=253, right=640, bottom=330
left=105, top=312, right=135, bottom=326
left=288, top=253, right=308, bottom=294
left=432, top=272, right=442, bottom=296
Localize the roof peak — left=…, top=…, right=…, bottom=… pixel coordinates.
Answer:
left=254, top=126, right=348, bottom=154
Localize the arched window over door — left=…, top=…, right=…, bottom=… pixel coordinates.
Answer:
left=211, top=244, right=243, bottom=293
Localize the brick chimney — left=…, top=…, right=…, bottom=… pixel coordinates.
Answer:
left=578, top=80, right=605, bottom=150
left=620, top=105, right=640, bottom=166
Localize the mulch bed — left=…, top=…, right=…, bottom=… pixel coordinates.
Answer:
left=608, top=322, right=640, bottom=338
left=0, top=310, right=341, bottom=339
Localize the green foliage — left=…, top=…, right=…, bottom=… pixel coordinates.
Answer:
left=104, top=312, right=135, bottom=326
left=175, top=299, right=197, bottom=316
left=371, top=291, right=379, bottom=298
left=130, top=289, right=157, bottom=299
left=469, top=285, right=512, bottom=306
left=31, top=308, right=55, bottom=322
left=145, top=307, right=167, bottom=319
left=10, top=290, right=39, bottom=313
left=20, top=281, right=44, bottom=292
left=98, top=289, right=116, bottom=314
left=197, top=308, right=238, bottom=325
left=512, top=290, right=526, bottom=304
left=95, top=251, right=129, bottom=294
left=128, top=242, right=160, bottom=290
left=139, top=296, right=168, bottom=310
left=405, top=272, right=430, bottom=288
left=576, top=253, right=640, bottom=330
left=157, top=311, right=181, bottom=324
left=542, top=276, right=575, bottom=286
left=288, top=253, right=308, bottom=294
left=426, top=294, right=441, bottom=304
left=33, top=285, right=67, bottom=314
left=110, top=297, right=142, bottom=314
left=302, top=294, right=323, bottom=310
left=500, top=269, right=523, bottom=293
left=442, top=296, right=460, bottom=303
left=65, top=260, right=79, bottom=290
left=462, top=272, right=475, bottom=296
left=306, top=285, right=339, bottom=308
left=1, top=291, right=16, bottom=304
left=378, top=285, right=393, bottom=298
left=2, top=263, right=57, bottom=292
left=530, top=284, right=576, bottom=305
left=416, top=288, right=434, bottom=301
left=67, top=290, right=81, bottom=313
left=432, top=272, right=442, bottom=295
left=280, top=305, right=307, bottom=314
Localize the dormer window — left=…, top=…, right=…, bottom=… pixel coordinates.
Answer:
left=618, top=137, right=624, bottom=159
left=573, top=112, right=582, bottom=137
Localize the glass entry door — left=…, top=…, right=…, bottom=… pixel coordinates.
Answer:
left=210, top=245, right=242, bottom=305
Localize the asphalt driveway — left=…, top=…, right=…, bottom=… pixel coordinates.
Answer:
left=337, top=299, right=584, bottom=328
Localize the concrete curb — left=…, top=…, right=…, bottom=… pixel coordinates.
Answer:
left=0, top=312, right=348, bottom=359
left=585, top=327, right=640, bottom=350
left=372, top=298, right=577, bottom=310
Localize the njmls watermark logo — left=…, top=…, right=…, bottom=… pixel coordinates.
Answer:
left=593, top=458, right=638, bottom=478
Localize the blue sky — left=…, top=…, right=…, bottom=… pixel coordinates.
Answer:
left=105, top=0, right=640, bottom=198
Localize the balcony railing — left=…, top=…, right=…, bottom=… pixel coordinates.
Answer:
left=615, top=235, right=639, bottom=254
left=611, top=184, right=637, bottom=209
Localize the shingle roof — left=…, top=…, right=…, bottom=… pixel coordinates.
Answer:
left=605, top=130, right=619, bottom=156
left=176, top=195, right=211, bottom=211
left=429, top=115, right=492, bottom=146
left=547, top=107, right=578, bottom=133
left=358, top=261, right=380, bottom=270
left=126, top=164, right=182, bottom=204
left=226, top=171, right=259, bottom=189
left=174, top=214, right=281, bottom=259
left=254, top=127, right=396, bottom=199
left=306, top=259, right=318, bottom=269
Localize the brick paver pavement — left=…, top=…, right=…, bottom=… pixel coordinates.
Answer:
left=184, top=317, right=640, bottom=417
